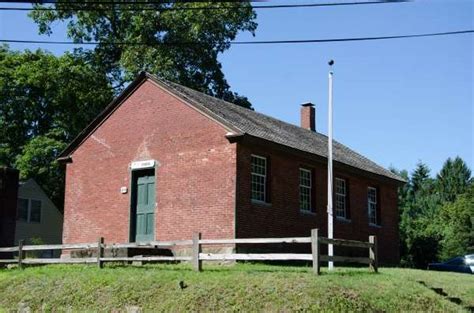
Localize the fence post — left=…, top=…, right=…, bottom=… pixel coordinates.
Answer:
left=18, top=240, right=24, bottom=270
left=192, top=232, right=202, bottom=272
left=97, top=237, right=104, bottom=269
left=311, top=229, right=320, bottom=275
left=369, top=235, right=378, bottom=273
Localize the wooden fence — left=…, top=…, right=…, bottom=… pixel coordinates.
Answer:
left=0, top=229, right=378, bottom=275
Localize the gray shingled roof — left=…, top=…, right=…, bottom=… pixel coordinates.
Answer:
left=154, top=76, right=404, bottom=182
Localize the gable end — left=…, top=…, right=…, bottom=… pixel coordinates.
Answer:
left=58, top=72, right=242, bottom=162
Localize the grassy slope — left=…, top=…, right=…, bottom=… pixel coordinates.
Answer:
left=0, top=263, right=472, bottom=312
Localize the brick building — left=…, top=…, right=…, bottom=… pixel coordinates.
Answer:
left=58, top=72, right=404, bottom=264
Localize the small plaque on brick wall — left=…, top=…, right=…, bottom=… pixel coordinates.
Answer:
left=131, top=160, right=155, bottom=170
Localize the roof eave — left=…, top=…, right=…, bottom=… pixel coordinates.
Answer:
left=145, top=74, right=243, bottom=135
left=57, top=72, right=245, bottom=162
left=225, top=132, right=245, bottom=143
left=57, top=156, right=72, bottom=164
left=239, top=134, right=406, bottom=185
left=57, top=71, right=149, bottom=160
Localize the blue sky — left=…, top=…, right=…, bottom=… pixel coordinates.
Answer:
left=0, top=0, right=472, bottom=176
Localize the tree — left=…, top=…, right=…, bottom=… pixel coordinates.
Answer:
left=30, top=1, right=257, bottom=108
left=410, top=161, right=432, bottom=197
left=400, top=190, right=442, bottom=268
left=437, top=185, right=474, bottom=260
left=397, top=162, right=442, bottom=268
left=396, top=158, right=473, bottom=268
left=436, top=156, right=472, bottom=203
left=15, top=131, right=67, bottom=207
left=390, top=167, right=409, bottom=209
left=0, top=46, right=113, bottom=207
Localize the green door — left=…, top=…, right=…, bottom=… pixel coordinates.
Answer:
left=135, top=174, right=155, bottom=242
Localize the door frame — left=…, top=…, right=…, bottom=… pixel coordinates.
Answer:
left=128, top=166, right=156, bottom=243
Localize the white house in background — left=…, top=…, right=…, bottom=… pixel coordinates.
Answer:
left=15, top=179, right=63, bottom=257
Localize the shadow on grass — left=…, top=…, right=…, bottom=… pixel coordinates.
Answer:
left=417, top=280, right=472, bottom=312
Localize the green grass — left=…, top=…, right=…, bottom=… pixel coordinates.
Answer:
left=0, top=263, right=472, bottom=312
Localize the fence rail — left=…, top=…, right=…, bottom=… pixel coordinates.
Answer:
left=0, top=229, right=378, bottom=274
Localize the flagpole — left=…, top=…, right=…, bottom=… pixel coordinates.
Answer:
left=327, top=59, right=334, bottom=271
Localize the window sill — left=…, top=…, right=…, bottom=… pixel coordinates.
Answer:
left=369, top=223, right=381, bottom=228
left=251, top=200, right=272, bottom=207
left=300, top=210, right=316, bottom=216
left=336, top=217, right=351, bottom=224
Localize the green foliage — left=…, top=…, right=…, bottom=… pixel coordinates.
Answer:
left=28, top=237, right=45, bottom=246
left=437, top=185, right=474, bottom=260
left=410, top=162, right=431, bottom=194
left=0, top=46, right=113, bottom=208
left=396, top=159, right=473, bottom=268
left=395, top=163, right=439, bottom=267
left=25, top=237, right=45, bottom=258
left=2, top=2, right=256, bottom=209
left=0, top=265, right=472, bottom=312
left=15, top=131, right=67, bottom=207
left=29, top=1, right=257, bottom=108
left=390, top=167, right=409, bottom=209
left=436, top=157, right=472, bottom=202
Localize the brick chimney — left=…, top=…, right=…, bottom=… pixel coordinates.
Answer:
left=301, top=102, right=316, bottom=131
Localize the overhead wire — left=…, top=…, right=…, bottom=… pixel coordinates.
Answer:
left=0, top=0, right=410, bottom=11
left=0, top=30, right=472, bottom=46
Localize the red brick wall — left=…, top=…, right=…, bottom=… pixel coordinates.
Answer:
left=63, top=78, right=400, bottom=264
left=63, top=80, right=236, bottom=244
left=235, top=140, right=400, bottom=265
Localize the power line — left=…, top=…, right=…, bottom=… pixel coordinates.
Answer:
left=233, top=30, right=474, bottom=44
left=0, top=0, right=243, bottom=3
left=0, top=0, right=398, bottom=4
left=0, top=0, right=247, bottom=2
left=0, top=30, right=472, bottom=46
left=0, top=0, right=410, bottom=11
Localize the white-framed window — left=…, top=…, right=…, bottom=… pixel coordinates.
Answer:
left=368, top=187, right=377, bottom=225
left=251, top=155, right=267, bottom=202
left=299, top=168, right=312, bottom=212
left=17, top=198, right=41, bottom=223
left=335, top=178, right=347, bottom=219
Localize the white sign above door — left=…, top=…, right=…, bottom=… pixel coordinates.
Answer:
left=131, top=160, right=155, bottom=170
